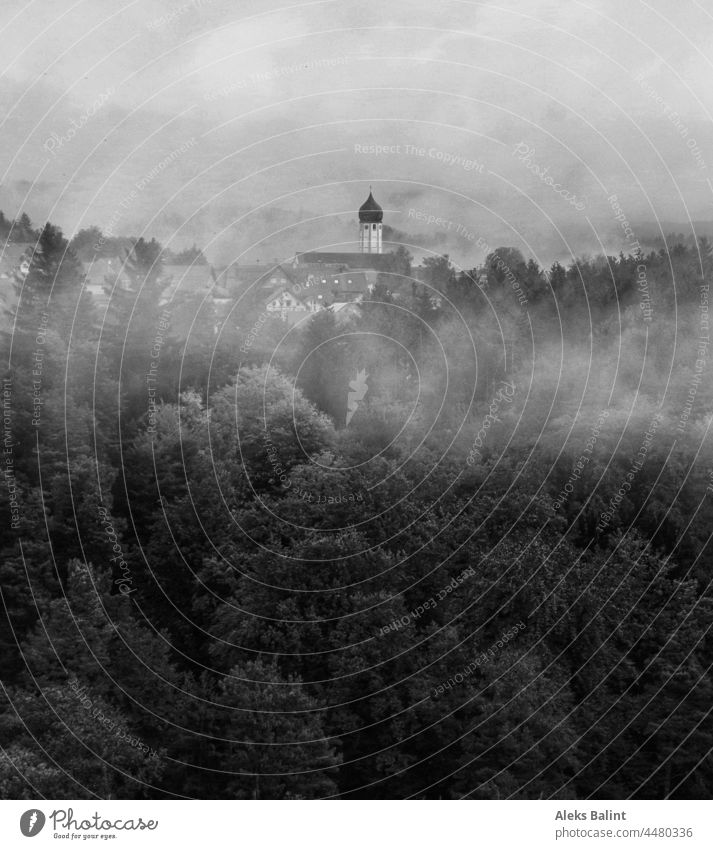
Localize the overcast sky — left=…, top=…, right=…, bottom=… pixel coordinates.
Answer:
left=2, top=0, right=713, bottom=267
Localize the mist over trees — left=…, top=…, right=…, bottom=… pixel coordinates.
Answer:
left=1, top=211, right=713, bottom=799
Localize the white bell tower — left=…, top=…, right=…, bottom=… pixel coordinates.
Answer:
left=358, top=188, right=383, bottom=254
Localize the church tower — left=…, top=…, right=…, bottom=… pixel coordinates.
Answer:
left=359, top=188, right=383, bottom=254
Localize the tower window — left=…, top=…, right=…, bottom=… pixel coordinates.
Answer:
left=372, top=223, right=377, bottom=230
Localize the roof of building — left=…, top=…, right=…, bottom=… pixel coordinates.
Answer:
left=358, top=190, right=383, bottom=223
left=295, top=251, right=393, bottom=271
left=83, top=257, right=122, bottom=285
left=264, top=287, right=306, bottom=306
left=288, top=262, right=345, bottom=282
left=161, top=264, right=214, bottom=301
left=232, top=262, right=295, bottom=281
left=331, top=302, right=362, bottom=323
left=331, top=270, right=375, bottom=293
left=229, top=262, right=297, bottom=298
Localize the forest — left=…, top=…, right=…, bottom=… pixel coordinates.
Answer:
left=1, top=213, right=712, bottom=799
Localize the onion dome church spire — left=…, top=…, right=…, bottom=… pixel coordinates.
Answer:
left=358, top=187, right=383, bottom=253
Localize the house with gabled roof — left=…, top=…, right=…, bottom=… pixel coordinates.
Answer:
left=263, top=286, right=321, bottom=325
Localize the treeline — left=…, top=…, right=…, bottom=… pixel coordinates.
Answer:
left=1, top=211, right=712, bottom=799
left=0, top=212, right=206, bottom=264
left=68, top=225, right=207, bottom=265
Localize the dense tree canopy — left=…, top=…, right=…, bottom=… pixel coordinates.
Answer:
left=2, top=210, right=713, bottom=798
